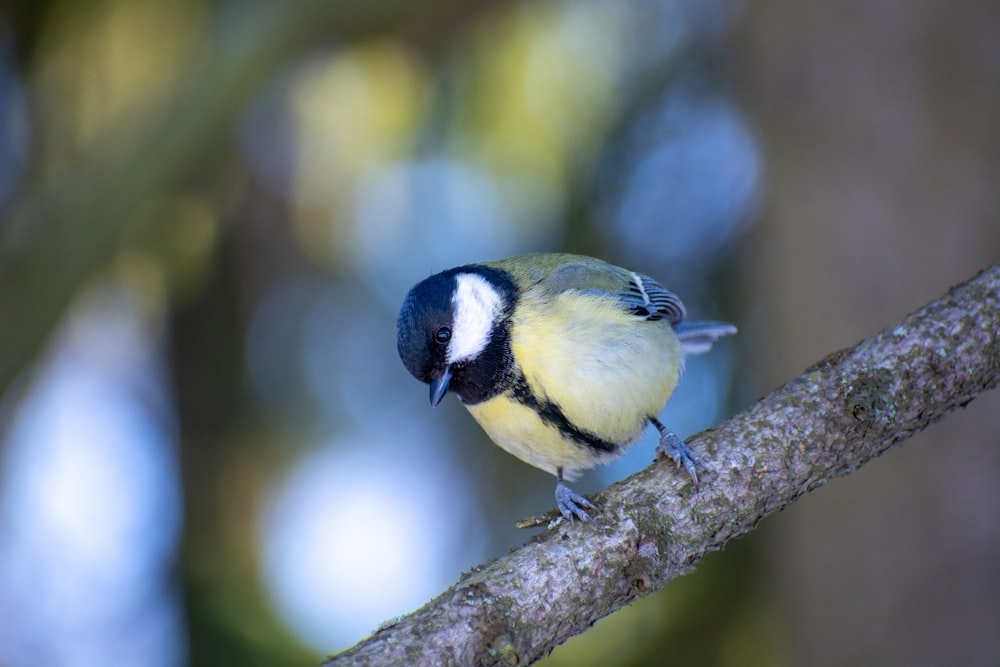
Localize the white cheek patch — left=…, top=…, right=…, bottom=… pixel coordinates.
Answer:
left=448, top=273, right=502, bottom=363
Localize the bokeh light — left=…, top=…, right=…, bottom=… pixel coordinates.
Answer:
left=601, top=76, right=761, bottom=272
left=0, top=287, right=182, bottom=667
left=259, top=431, right=490, bottom=652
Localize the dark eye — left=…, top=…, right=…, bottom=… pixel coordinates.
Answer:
left=434, top=327, right=452, bottom=344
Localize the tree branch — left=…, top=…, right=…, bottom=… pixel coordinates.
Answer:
left=325, top=263, right=1000, bottom=667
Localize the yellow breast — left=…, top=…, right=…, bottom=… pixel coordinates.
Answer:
left=466, top=397, right=602, bottom=477
left=466, top=289, right=681, bottom=476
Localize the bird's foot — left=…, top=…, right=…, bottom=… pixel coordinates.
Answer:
left=651, top=418, right=708, bottom=487
left=555, top=480, right=597, bottom=523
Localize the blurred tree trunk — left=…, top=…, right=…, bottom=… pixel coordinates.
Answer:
left=733, top=3, right=1000, bottom=665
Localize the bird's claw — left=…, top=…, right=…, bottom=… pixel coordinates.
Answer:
left=655, top=427, right=708, bottom=488
left=555, top=481, right=598, bottom=523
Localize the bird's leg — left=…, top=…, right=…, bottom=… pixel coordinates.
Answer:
left=650, top=416, right=707, bottom=487
left=555, top=468, right=597, bottom=523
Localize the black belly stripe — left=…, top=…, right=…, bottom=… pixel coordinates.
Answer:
left=509, top=374, right=620, bottom=454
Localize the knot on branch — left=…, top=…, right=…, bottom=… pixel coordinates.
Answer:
left=842, top=367, right=896, bottom=429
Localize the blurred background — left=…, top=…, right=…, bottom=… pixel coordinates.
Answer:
left=0, top=1, right=998, bottom=665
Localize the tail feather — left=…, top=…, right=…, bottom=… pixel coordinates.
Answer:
left=674, top=320, right=737, bottom=356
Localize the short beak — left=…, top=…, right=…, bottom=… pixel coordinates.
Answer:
left=429, top=366, right=452, bottom=407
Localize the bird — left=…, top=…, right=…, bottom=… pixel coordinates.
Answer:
left=396, top=252, right=736, bottom=522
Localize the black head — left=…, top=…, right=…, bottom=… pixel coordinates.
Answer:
left=396, top=265, right=517, bottom=405
left=397, top=269, right=459, bottom=387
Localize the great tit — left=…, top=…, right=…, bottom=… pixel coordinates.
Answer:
left=396, top=253, right=736, bottom=522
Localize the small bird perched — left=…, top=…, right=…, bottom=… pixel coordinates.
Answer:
left=396, top=253, right=736, bottom=522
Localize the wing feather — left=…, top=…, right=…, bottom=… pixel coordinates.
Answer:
left=540, top=260, right=687, bottom=324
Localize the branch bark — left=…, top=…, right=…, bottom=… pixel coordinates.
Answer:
left=325, top=263, right=1000, bottom=667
